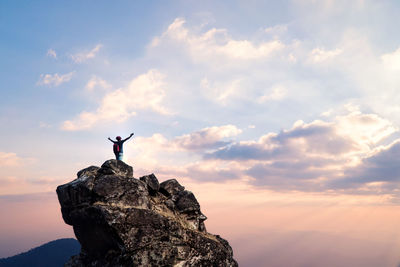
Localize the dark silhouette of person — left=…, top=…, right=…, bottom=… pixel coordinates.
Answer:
left=108, top=133, right=134, bottom=161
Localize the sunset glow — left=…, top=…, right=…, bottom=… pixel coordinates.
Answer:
left=1, top=1, right=400, bottom=266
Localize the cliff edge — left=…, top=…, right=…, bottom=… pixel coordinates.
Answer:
left=56, top=160, right=238, bottom=266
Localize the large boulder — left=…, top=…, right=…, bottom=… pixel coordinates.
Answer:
left=139, top=173, right=160, bottom=195
left=56, top=159, right=237, bottom=266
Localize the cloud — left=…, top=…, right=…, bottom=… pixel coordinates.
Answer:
left=149, top=17, right=353, bottom=109
left=200, top=78, right=244, bottom=105
left=0, top=152, right=38, bottom=193
left=265, top=24, right=288, bottom=37
left=0, top=152, right=25, bottom=167
left=381, top=47, right=400, bottom=71
left=148, top=17, right=357, bottom=111
left=121, top=107, right=400, bottom=198
left=208, top=121, right=354, bottom=162
left=152, top=18, right=285, bottom=62
left=37, top=72, right=75, bottom=87
left=309, top=47, right=343, bottom=63
left=85, top=75, right=111, bottom=91
left=200, top=78, right=287, bottom=106
left=39, top=122, right=52, bottom=128
left=210, top=108, right=396, bottom=160
left=182, top=161, right=242, bottom=182
left=331, top=141, right=400, bottom=189
left=62, top=69, right=170, bottom=131
left=202, top=107, right=398, bottom=193
left=125, top=125, right=243, bottom=180
left=173, top=125, right=242, bottom=151
left=49, top=15, right=400, bottom=200
left=257, top=85, right=287, bottom=103
left=46, top=49, right=57, bottom=59
left=70, top=44, right=103, bottom=63
left=131, top=124, right=242, bottom=161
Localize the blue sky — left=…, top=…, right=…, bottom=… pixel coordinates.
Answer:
left=2, top=1, right=400, bottom=265
left=2, top=0, right=400, bottom=196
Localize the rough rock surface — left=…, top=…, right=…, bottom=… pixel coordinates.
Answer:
left=57, top=160, right=238, bottom=267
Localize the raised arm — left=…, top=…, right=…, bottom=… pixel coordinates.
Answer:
left=123, top=133, right=134, bottom=142
left=108, top=137, right=116, bottom=143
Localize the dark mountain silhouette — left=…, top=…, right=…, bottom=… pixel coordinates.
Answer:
left=0, top=238, right=80, bottom=267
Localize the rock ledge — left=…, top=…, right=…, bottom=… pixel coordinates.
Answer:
left=56, top=160, right=238, bottom=266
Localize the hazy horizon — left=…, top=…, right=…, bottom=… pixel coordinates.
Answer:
left=2, top=185, right=400, bottom=266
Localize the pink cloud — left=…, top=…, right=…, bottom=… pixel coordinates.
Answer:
left=0, top=152, right=24, bottom=166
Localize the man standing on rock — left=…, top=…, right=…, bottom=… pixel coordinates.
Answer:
left=108, top=133, right=134, bottom=161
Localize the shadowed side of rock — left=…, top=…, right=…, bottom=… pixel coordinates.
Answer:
left=56, top=159, right=238, bottom=266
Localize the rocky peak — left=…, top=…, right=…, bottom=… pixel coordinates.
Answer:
left=56, top=159, right=237, bottom=266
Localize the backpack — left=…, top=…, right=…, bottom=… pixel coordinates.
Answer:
left=113, top=143, right=120, bottom=154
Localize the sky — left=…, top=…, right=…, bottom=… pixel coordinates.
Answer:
left=1, top=0, right=400, bottom=266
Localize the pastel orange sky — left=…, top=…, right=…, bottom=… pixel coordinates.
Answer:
left=2, top=1, right=400, bottom=266
left=1, top=186, right=400, bottom=266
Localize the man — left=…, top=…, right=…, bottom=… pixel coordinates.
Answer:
left=108, top=133, right=134, bottom=161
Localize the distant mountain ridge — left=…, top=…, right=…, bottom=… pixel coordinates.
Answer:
left=0, top=238, right=80, bottom=267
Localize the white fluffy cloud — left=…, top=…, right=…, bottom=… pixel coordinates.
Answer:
left=70, top=44, right=103, bottom=63
left=148, top=17, right=348, bottom=109
left=62, top=69, right=170, bottom=131
left=37, top=71, right=75, bottom=87
left=152, top=18, right=285, bottom=62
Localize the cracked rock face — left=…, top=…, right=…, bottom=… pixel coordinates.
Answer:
left=56, top=160, right=237, bottom=267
